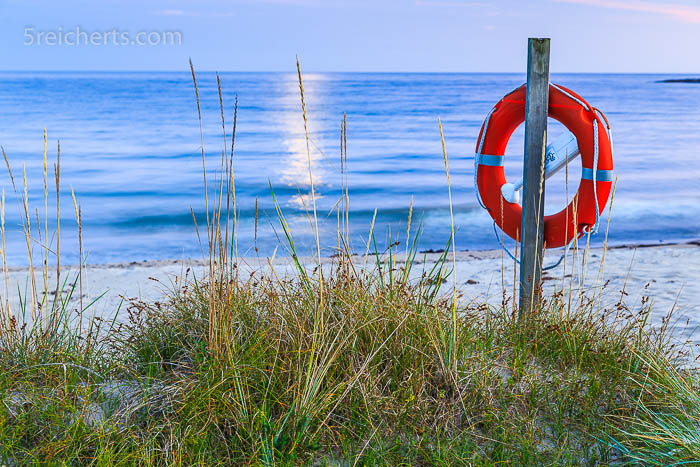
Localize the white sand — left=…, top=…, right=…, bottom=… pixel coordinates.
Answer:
left=5, top=242, right=700, bottom=343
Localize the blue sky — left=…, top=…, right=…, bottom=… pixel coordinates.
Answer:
left=1, top=0, right=699, bottom=72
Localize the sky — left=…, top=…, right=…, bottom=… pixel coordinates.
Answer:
left=1, top=0, right=699, bottom=73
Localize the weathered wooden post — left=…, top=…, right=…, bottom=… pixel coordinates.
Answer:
left=519, top=38, right=550, bottom=315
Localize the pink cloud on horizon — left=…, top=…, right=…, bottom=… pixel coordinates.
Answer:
left=555, top=0, right=700, bottom=23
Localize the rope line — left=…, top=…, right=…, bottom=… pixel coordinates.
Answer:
left=493, top=221, right=576, bottom=271
left=550, top=83, right=591, bottom=111
left=474, top=107, right=495, bottom=209
left=594, top=107, right=614, bottom=173
left=493, top=221, right=518, bottom=263
left=588, top=114, right=601, bottom=234
left=475, top=83, right=612, bottom=270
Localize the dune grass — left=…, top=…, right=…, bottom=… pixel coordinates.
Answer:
left=0, top=245, right=694, bottom=466
left=0, top=65, right=699, bottom=466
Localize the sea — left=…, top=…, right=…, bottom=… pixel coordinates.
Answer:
left=0, top=71, right=699, bottom=265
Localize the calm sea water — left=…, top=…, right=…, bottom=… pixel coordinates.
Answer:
left=0, top=71, right=699, bottom=264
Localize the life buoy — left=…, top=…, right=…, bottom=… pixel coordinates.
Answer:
left=475, top=83, right=613, bottom=249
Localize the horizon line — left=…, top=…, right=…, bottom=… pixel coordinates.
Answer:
left=2, top=69, right=699, bottom=75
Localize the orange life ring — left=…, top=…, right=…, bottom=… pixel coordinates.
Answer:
left=475, top=83, right=614, bottom=249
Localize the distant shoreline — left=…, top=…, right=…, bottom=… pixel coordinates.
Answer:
left=656, top=78, right=700, bottom=83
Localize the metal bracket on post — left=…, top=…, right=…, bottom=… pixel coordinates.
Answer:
left=519, top=38, right=550, bottom=316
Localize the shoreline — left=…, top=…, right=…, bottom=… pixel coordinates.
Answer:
left=7, top=238, right=698, bottom=271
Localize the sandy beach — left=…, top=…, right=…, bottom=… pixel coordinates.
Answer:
left=5, top=241, right=699, bottom=344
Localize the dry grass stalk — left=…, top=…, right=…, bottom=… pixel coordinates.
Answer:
left=188, top=60, right=217, bottom=350
left=54, top=141, right=61, bottom=320
left=364, top=208, right=377, bottom=266
left=2, top=146, right=16, bottom=192
left=188, top=60, right=212, bottom=269
left=42, top=129, right=49, bottom=320
left=403, top=196, right=414, bottom=284
left=0, top=190, right=7, bottom=341
left=214, top=74, right=227, bottom=275
left=70, top=186, right=83, bottom=331
left=227, top=95, right=239, bottom=271
left=254, top=197, right=258, bottom=254
left=1, top=141, right=65, bottom=339
left=187, top=63, right=245, bottom=354
left=22, top=165, right=38, bottom=324
left=438, top=118, right=457, bottom=372
left=343, top=113, right=349, bottom=250
left=296, top=58, right=322, bottom=288
left=595, top=177, right=618, bottom=313
left=561, top=148, right=570, bottom=315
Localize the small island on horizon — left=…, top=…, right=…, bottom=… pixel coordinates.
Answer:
left=657, top=77, right=700, bottom=83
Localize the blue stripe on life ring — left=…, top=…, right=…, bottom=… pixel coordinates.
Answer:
left=582, top=168, right=613, bottom=182
left=477, top=154, right=504, bottom=167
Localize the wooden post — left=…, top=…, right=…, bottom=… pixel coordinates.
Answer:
left=519, top=38, right=550, bottom=316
